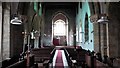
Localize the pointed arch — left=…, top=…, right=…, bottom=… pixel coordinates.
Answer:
left=51, top=11, right=69, bottom=46
left=51, top=11, right=69, bottom=23
left=88, top=2, right=101, bottom=15
left=52, top=13, right=67, bottom=23
left=88, top=2, right=95, bottom=15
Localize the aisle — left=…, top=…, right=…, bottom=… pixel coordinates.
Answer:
left=55, top=50, right=64, bottom=68
left=52, top=50, right=68, bottom=68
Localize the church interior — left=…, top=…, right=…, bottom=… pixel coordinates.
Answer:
left=0, top=1, right=120, bottom=68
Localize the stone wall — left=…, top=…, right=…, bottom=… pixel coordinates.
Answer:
left=108, top=2, right=120, bottom=58
left=44, top=3, right=76, bottom=46
left=76, top=2, right=94, bottom=51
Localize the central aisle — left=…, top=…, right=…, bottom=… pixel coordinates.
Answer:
left=55, top=50, right=64, bottom=68
left=52, top=50, right=68, bottom=68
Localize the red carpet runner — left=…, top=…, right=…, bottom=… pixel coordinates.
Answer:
left=55, top=50, right=64, bottom=68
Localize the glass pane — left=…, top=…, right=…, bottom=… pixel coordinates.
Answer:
left=54, top=19, right=66, bottom=36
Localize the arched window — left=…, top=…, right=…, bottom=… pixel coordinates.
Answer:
left=53, top=19, right=66, bottom=36
left=85, top=13, right=89, bottom=42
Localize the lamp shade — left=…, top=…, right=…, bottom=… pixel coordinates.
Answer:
left=97, top=16, right=108, bottom=23
left=10, top=17, right=22, bottom=25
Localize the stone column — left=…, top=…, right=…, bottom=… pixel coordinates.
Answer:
left=100, top=23, right=107, bottom=58
left=66, top=19, right=68, bottom=46
left=41, top=15, right=44, bottom=47
left=0, top=2, right=2, bottom=67
left=106, top=23, right=110, bottom=57
left=2, top=3, right=10, bottom=60
left=73, top=21, right=76, bottom=48
left=93, top=23, right=100, bottom=53
left=34, top=32, right=39, bottom=48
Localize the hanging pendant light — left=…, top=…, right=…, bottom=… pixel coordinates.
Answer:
left=10, top=17, right=22, bottom=25
left=97, top=16, right=108, bottom=23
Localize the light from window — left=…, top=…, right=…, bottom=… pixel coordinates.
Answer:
left=54, top=19, right=66, bottom=36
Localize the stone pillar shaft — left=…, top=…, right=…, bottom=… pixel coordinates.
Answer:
left=100, top=24, right=107, bottom=58
left=0, top=2, right=2, bottom=66
left=93, top=23, right=100, bottom=53
left=2, top=4, right=10, bottom=60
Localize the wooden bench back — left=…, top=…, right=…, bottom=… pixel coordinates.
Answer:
left=31, top=48, right=55, bottom=62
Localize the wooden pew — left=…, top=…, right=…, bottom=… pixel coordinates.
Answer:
left=24, top=54, right=35, bottom=67
left=113, top=58, right=120, bottom=67
left=94, top=58, right=109, bottom=68
left=85, top=54, right=92, bottom=68
left=65, top=48, right=87, bottom=67
left=2, top=59, right=11, bottom=68
left=76, top=49, right=87, bottom=66
left=31, top=47, right=55, bottom=67
left=65, top=48, right=77, bottom=60
left=6, top=60, right=27, bottom=68
left=2, top=54, right=20, bottom=68
left=31, top=48, right=54, bottom=62
left=85, top=53, right=96, bottom=68
left=3, top=55, right=35, bottom=68
left=64, top=48, right=74, bottom=67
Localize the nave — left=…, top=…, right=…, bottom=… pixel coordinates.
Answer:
left=2, top=46, right=112, bottom=68
left=1, top=1, right=120, bottom=68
